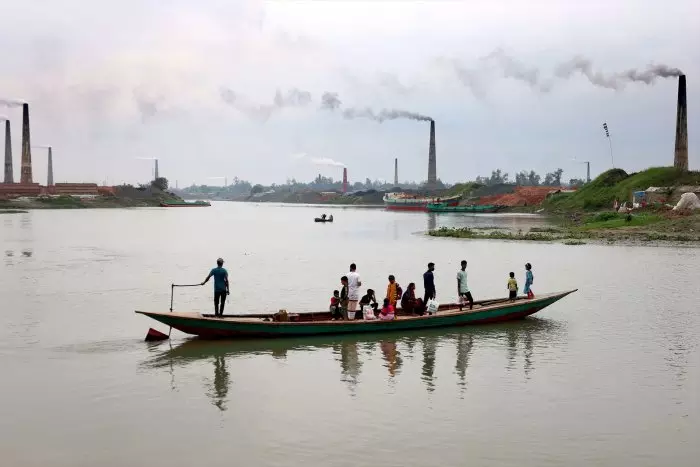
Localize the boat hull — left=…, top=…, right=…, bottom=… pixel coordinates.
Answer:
left=160, top=201, right=211, bottom=207
left=384, top=195, right=460, bottom=212
left=136, top=290, right=576, bottom=339
left=426, top=204, right=501, bottom=213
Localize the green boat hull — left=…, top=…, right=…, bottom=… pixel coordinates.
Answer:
left=136, top=290, right=576, bottom=339
left=426, top=203, right=501, bottom=213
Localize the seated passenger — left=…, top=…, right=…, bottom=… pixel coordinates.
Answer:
left=359, top=289, right=378, bottom=318
left=379, top=298, right=395, bottom=321
left=400, top=282, right=418, bottom=314
left=329, top=289, right=342, bottom=320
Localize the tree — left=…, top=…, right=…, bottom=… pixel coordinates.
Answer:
left=528, top=170, right=541, bottom=186
left=543, top=168, right=563, bottom=186
left=569, top=178, right=585, bottom=188
left=151, top=177, right=168, bottom=191
left=251, top=184, right=264, bottom=195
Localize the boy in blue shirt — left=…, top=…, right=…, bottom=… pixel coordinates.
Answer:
left=201, top=258, right=229, bottom=316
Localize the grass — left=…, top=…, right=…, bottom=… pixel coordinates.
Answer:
left=0, top=209, right=28, bottom=214
left=529, top=227, right=563, bottom=233
left=443, top=182, right=483, bottom=198
left=580, top=212, right=664, bottom=230
left=545, top=167, right=700, bottom=211
left=563, top=240, right=586, bottom=245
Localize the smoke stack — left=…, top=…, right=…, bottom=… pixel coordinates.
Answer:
left=154, top=159, right=159, bottom=180
left=342, top=167, right=348, bottom=193
left=394, top=158, right=398, bottom=186
left=427, top=120, right=437, bottom=187
left=3, top=120, right=12, bottom=183
left=20, top=103, right=32, bottom=184
left=674, top=75, right=688, bottom=170
left=47, top=147, right=53, bottom=186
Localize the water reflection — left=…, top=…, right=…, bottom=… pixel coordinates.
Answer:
left=142, top=318, right=566, bottom=411
left=427, top=213, right=437, bottom=231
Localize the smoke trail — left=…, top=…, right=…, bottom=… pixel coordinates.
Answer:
left=220, top=87, right=312, bottom=121
left=320, top=92, right=342, bottom=110
left=444, top=50, right=684, bottom=93
left=322, top=92, right=432, bottom=122
left=0, top=116, right=7, bottom=121
left=0, top=99, right=26, bottom=108
left=311, top=157, right=345, bottom=168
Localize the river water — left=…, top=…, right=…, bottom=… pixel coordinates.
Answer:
left=1, top=203, right=698, bottom=466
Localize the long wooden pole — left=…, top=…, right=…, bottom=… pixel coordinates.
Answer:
left=168, top=283, right=201, bottom=337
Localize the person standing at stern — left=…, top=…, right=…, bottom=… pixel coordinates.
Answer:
left=346, top=263, right=362, bottom=320
left=201, top=258, right=229, bottom=316
left=457, top=260, right=474, bottom=310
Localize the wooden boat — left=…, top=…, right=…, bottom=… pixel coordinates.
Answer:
left=160, top=200, right=211, bottom=207
left=136, top=289, right=576, bottom=339
left=427, top=203, right=501, bottom=213
left=383, top=193, right=461, bottom=211
left=314, top=216, right=334, bottom=223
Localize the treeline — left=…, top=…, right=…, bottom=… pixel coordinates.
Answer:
left=181, top=174, right=444, bottom=196
left=476, top=169, right=585, bottom=188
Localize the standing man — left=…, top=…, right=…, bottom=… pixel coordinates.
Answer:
left=423, top=262, right=436, bottom=314
left=457, top=260, right=474, bottom=310
left=346, top=263, right=362, bottom=320
left=201, top=258, right=229, bottom=316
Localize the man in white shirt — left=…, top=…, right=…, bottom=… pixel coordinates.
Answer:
left=346, top=263, right=362, bottom=320
left=457, top=260, right=474, bottom=310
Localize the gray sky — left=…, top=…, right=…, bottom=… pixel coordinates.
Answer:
left=1, top=0, right=698, bottom=186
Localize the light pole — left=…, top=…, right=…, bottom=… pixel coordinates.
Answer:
left=602, top=122, right=614, bottom=168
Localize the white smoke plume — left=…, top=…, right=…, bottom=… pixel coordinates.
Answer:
left=290, top=152, right=346, bottom=168
left=0, top=99, right=26, bottom=108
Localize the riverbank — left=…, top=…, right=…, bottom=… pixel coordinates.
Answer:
left=429, top=210, right=700, bottom=245
left=0, top=187, right=184, bottom=210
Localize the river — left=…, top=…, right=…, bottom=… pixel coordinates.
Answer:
left=1, top=203, right=697, bottom=466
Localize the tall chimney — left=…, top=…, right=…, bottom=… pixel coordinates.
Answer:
left=20, top=103, right=32, bottom=184
left=47, top=146, right=54, bottom=186
left=674, top=75, right=688, bottom=170
left=154, top=159, right=159, bottom=179
left=342, top=167, right=348, bottom=193
left=394, top=158, right=398, bottom=186
left=427, top=120, right=436, bottom=187
left=3, top=120, right=12, bottom=183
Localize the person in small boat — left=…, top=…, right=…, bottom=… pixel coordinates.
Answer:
left=507, top=272, right=518, bottom=301
left=523, top=263, right=535, bottom=299
left=379, top=298, right=395, bottom=320
left=359, top=289, right=378, bottom=317
left=401, top=282, right=418, bottom=315
left=385, top=275, right=402, bottom=308
left=201, top=257, right=229, bottom=316
left=328, top=214, right=333, bottom=221
left=330, top=290, right=342, bottom=320
left=423, top=262, right=436, bottom=313
left=346, top=263, right=362, bottom=320
left=321, top=214, right=327, bottom=220
left=339, top=276, right=349, bottom=320
left=457, top=260, right=474, bottom=310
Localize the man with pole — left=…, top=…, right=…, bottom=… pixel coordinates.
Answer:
left=201, top=258, right=229, bottom=316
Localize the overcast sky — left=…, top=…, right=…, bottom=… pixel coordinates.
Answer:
left=1, top=0, right=698, bottom=186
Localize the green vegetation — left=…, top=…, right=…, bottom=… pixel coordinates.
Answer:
left=0, top=209, right=28, bottom=214
left=35, top=196, right=85, bottom=208
left=429, top=227, right=556, bottom=241
left=580, top=212, right=664, bottom=230
left=529, top=227, right=563, bottom=233
left=442, top=182, right=482, bottom=198
left=563, top=240, right=586, bottom=245
left=546, top=167, right=700, bottom=211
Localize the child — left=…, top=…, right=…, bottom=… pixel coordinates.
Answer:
left=339, top=276, right=350, bottom=320
left=524, top=263, right=534, bottom=299
left=330, top=290, right=341, bottom=319
left=507, top=272, right=518, bottom=301
left=379, top=298, right=395, bottom=320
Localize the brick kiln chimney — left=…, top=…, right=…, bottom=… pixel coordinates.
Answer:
left=427, top=120, right=436, bottom=187
left=20, top=103, right=32, bottom=184
left=47, top=146, right=53, bottom=186
left=394, top=158, right=398, bottom=186
left=154, top=159, right=159, bottom=180
left=3, top=120, right=12, bottom=183
left=674, top=75, right=688, bottom=170
left=342, top=167, right=348, bottom=193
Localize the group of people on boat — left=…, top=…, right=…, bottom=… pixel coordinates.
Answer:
left=318, top=214, right=334, bottom=221
left=329, top=261, right=535, bottom=321
left=197, top=257, right=534, bottom=318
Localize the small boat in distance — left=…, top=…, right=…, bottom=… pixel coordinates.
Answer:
left=136, top=289, right=577, bottom=339
left=427, top=203, right=502, bottom=213
left=160, top=200, right=211, bottom=207
left=315, top=214, right=334, bottom=223
left=383, top=193, right=461, bottom=211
